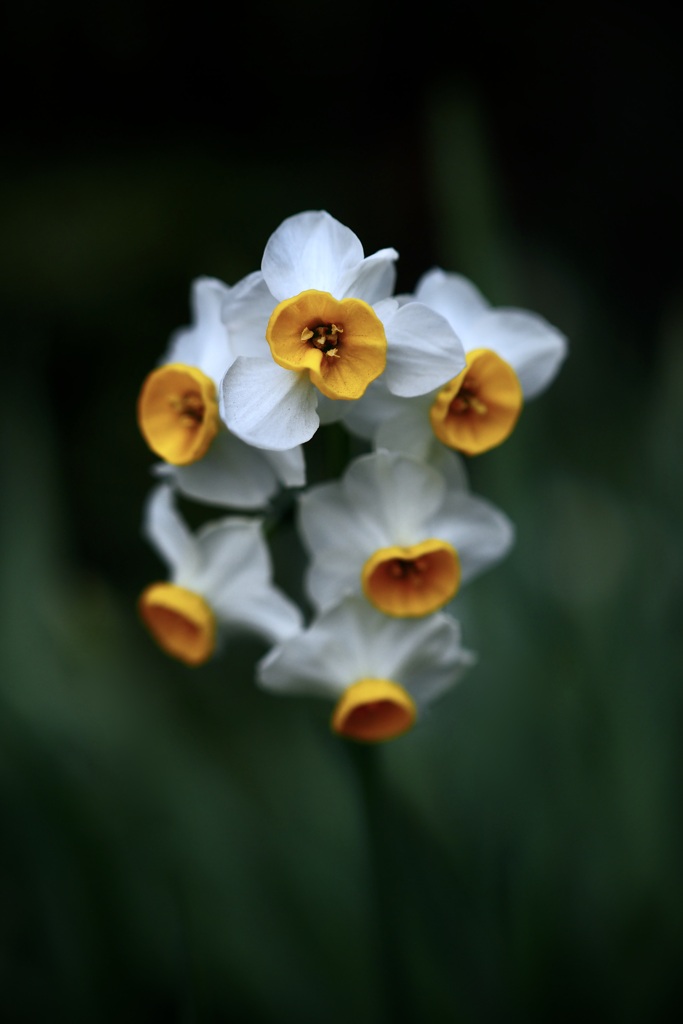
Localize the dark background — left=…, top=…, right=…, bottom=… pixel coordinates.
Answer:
left=1, top=2, right=682, bottom=1022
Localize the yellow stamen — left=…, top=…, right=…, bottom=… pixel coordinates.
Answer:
left=138, top=582, right=216, bottom=666
left=361, top=539, right=461, bottom=617
left=137, top=363, right=220, bottom=465
left=266, top=289, right=386, bottom=400
left=331, top=678, right=416, bottom=743
left=429, top=348, right=523, bottom=455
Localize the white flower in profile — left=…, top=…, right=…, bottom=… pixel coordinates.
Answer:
left=138, top=484, right=303, bottom=666
left=137, top=275, right=305, bottom=509
left=258, top=595, right=476, bottom=743
left=297, top=449, right=514, bottom=618
left=221, top=211, right=466, bottom=451
left=342, top=268, right=568, bottom=461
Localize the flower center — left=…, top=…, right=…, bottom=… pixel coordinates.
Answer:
left=301, top=321, right=343, bottom=357
left=331, top=678, right=416, bottom=742
left=361, top=540, right=461, bottom=617
left=449, top=386, right=488, bottom=416
left=266, top=290, right=387, bottom=400
left=429, top=348, right=523, bottom=455
left=138, top=582, right=216, bottom=666
left=170, top=391, right=205, bottom=424
left=137, top=363, right=220, bottom=465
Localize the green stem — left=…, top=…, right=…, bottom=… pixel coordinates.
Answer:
left=347, top=741, right=412, bottom=1024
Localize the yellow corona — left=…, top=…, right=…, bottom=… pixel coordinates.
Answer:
left=138, top=582, right=216, bottom=666
left=266, top=290, right=387, bottom=400
left=361, top=539, right=461, bottom=617
left=137, top=363, right=220, bottom=465
left=430, top=348, right=523, bottom=455
left=331, top=679, right=417, bottom=742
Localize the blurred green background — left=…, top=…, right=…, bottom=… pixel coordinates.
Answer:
left=2, top=3, right=682, bottom=1022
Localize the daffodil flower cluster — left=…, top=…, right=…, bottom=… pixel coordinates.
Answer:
left=136, top=210, right=567, bottom=743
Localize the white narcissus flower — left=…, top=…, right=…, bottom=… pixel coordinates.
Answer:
left=342, top=268, right=568, bottom=461
left=137, top=275, right=305, bottom=509
left=138, top=484, right=303, bottom=666
left=258, top=595, right=476, bottom=743
left=297, top=449, right=514, bottom=618
left=221, top=211, right=467, bottom=451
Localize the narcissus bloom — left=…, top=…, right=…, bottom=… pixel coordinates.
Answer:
left=138, top=275, right=305, bottom=508
left=138, top=484, right=303, bottom=665
left=343, top=268, right=567, bottom=461
left=258, top=595, right=475, bottom=743
left=221, top=211, right=467, bottom=451
left=297, top=449, right=514, bottom=617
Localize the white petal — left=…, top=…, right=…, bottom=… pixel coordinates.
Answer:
left=260, top=445, right=306, bottom=489
left=337, top=248, right=398, bottom=304
left=222, top=271, right=276, bottom=360
left=258, top=598, right=369, bottom=699
left=297, top=480, right=384, bottom=610
left=316, top=598, right=472, bottom=705
left=167, top=426, right=284, bottom=509
left=298, top=451, right=502, bottom=616
left=426, top=447, right=471, bottom=491
left=261, top=210, right=364, bottom=299
left=304, top=556, right=360, bottom=613
left=467, top=309, right=568, bottom=399
left=258, top=595, right=475, bottom=711
left=223, top=589, right=304, bottom=644
left=192, top=518, right=302, bottom=641
left=258, top=596, right=432, bottom=697
left=431, top=492, right=515, bottom=583
left=221, top=356, right=320, bottom=450
left=342, top=449, right=448, bottom=542
left=298, top=480, right=382, bottom=558
left=298, top=451, right=455, bottom=612
left=142, top=483, right=199, bottom=581
left=164, top=276, right=233, bottom=384
left=339, top=380, right=405, bottom=440
left=374, top=396, right=438, bottom=462
left=414, top=268, right=490, bottom=336
left=179, top=516, right=262, bottom=595
left=381, top=301, right=467, bottom=397
left=394, top=613, right=476, bottom=708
